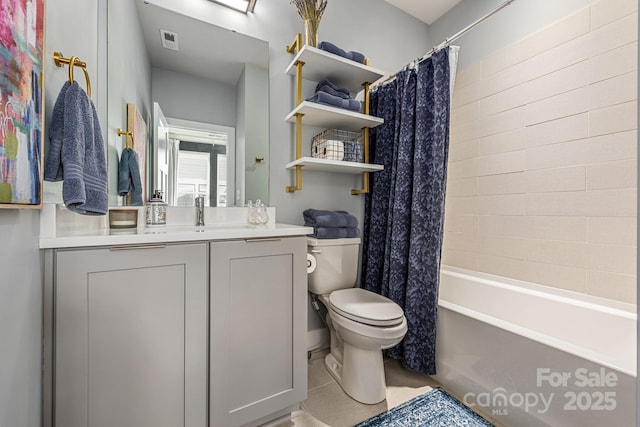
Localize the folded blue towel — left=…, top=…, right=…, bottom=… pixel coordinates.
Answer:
left=315, top=79, right=350, bottom=97
left=307, top=91, right=361, bottom=112
left=46, top=82, right=108, bottom=215
left=343, top=141, right=363, bottom=162
left=317, top=83, right=352, bottom=100
left=118, top=148, right=143, bottom=206
left=319, top=41, right=366, bottom=64
left=44, top=81, right=70, bottom=182
left=304, top=209, right=359, bottom=229
left=312, top=227, right=360, bottom=239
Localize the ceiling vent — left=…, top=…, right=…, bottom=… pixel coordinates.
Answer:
left=160, top=30, right=179, bottom=51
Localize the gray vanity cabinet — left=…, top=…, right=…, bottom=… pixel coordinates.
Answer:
left=46, top=243, right=208, bottom=427
left=209, top=237, right=308, bottom=427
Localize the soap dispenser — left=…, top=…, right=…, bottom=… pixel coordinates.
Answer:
left=146, top=190, right=167, bottom=226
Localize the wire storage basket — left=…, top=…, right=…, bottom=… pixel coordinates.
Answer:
left=311, top=129, right=363, bottom=163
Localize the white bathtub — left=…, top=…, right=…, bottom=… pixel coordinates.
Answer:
left=434, top=266, right=636, bottom=427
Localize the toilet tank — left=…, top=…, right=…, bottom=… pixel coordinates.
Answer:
left=307, top=237, right=361, bottom=295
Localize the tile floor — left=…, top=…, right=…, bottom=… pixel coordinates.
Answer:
left=275, top=348, right=441, bottom=427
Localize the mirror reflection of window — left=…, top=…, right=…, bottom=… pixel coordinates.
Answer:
left=168, top=126, right=231, bottom=207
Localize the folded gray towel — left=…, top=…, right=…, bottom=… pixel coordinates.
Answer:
left=319, top=41, right=366, bottom=64
left=307, top=91, right=361, bottom=112
left=47, top=82, right=108, bottom=215
left=315, top=79, right=350, bottom=97
left=312, top=227, right=360, bottom=239
left=304, top=209, right=359, bottom=228
left=118, top=148, right=143, bottom=206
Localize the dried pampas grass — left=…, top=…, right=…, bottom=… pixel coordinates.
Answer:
left=290, top=0, right=327, bottom=20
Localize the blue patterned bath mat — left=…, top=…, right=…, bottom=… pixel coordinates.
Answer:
left=353, top=388, right=495, bottom=427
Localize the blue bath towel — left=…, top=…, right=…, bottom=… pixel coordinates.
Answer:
left=315, top=79, right=350, bottom=98
left=319, top=41, right=366, bottom=64
left=307, top=91, right=361, bottom=112
left=313, top=227, right=360, bottom=239
left=44, top=81, right=70, bottom=182
left=118, top=148, right=143, bottom=206
left=304, top=209, right=359, bottom=229
left=46, top=82, right=108, bottom=215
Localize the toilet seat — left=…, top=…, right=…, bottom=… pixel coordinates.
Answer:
left=329, top=288, right=404, bottom=327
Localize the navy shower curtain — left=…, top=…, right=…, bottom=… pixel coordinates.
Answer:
left=362, top=48, right=451, bottom=375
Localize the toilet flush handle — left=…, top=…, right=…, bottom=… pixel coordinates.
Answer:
left=311, top=249, right=322, bottom=254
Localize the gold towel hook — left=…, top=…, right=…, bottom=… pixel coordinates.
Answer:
left=117, top=128, right=134, bottom=149
left=53, top=51, right=92, bottom=97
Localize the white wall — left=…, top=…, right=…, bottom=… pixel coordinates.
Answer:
left=242, top=64, right=269, bottom=203
left=440, top=0, right=637, bottom=302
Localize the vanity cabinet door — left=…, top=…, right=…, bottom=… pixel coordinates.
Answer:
left=209, top=237, right=307, bottom=427
left=53, top=243, right=208, bottom=427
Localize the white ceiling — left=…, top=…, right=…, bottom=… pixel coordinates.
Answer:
left=384, top=0, right=463, bottom=25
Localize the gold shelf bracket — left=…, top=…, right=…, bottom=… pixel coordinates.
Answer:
left=351, top=80, right=373, bottom=195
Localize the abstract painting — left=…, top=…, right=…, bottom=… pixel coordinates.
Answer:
left=0, top=0, right=45, bottom=208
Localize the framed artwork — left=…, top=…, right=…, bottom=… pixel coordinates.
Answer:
left=0, top=0, right=45, bottom=208
left=127, top=103, right=147, bottom=203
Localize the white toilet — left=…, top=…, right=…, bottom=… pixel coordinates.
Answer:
left=307, top=237, right=408, bottom=404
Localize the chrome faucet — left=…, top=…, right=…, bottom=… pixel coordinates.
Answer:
left=195, top=196, right=205, bottom=226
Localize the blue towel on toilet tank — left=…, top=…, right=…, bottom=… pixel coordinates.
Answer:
left=313, top=227, right=360, bottom=239
left=303, top=209, right=358, bottom=229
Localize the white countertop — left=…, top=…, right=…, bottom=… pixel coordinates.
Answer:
left=39, top=223, right=314, bottom=249
left=39, top=204, right=313, bottom=249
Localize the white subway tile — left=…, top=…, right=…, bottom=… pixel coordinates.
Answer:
left=478, top=235, right=527, bottom=259
left=480, top=216, right=588, bottom=242
left=586, top=270, right=636, bottom=303
left=589, top=41, right=637, bottom=84
left=525, top=114, right=589, bottom=148
left=588, top=130, right=637, bottom=162
left=526, top=239, right=590, bottom=268
left=444, top=214, right=478, bottom=234
left=452, top=101, right=481, bottom=126
left=588, top=217, right=637, bottom=245
left=454, top=61, right=482, bottom=89
left=442, top=250, right=480, bottom=271
left=525, top=191, right=587, bottom=216
left=587, top=12, right=638, bottom=57
left=583, top=188, right=637, bottom=216
left=443, top=231, right=479, bottom=253
left=588, top=244, right=637, bottom=275
left=477, top=194, right=526, bottom=215
left=525, top=166, right=586, bottom=193
left=477, top=128, right=527, bottom=157
left=447, top=177, right=479, bottom=197
left=444, top=195, right=478, bottom=215
left=525, top=86, right=590, bottom=126
left=478, top=150, right=526, bottom=176
left=587, top=159, right=637, bottom=190
left=476, top=107, right=526, bottom=139
left=521, top=60, right=590, bottom=107
left=447, top=157, right=481, bottom=179
left=448, top=139, right=479, bottom=162
left=526, top=139, right=591, bottom=170
left=482, top=7, right=590, bottom=77
left=588, top=71, right=637, bottom=111
left=591, top=0, right=638, bottom=30
left=589, top=101, right=637, bottom=137
left=478, top=172, right=526, bottom=195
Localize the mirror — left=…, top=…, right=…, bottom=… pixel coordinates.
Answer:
left=107, top=0, right=269, bottom=207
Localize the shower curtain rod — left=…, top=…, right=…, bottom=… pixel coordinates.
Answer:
left=373, top=0, right=516, bottom=88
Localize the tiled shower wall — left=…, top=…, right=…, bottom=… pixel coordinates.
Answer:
left=442, top=0, right=638, bottom=303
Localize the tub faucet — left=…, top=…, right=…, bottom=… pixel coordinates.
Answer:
left=195, top=196, right=205, bottom=226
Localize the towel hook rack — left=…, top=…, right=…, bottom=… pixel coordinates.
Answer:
left=53, top=51, right=92, bottom=97
left=117, top=128, right=134, bottom=149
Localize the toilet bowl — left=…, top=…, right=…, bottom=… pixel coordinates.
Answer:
left=307, top=238, right=408, bottom=404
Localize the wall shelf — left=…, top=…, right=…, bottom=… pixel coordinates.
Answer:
left=286, top=157, right=384, bottom=174
left=285, top=45, right=386, bottom=92
left=285, top=101, right=384, bottom=131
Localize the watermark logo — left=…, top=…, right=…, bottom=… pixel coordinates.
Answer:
left=463, top=368, right=618, bottom=416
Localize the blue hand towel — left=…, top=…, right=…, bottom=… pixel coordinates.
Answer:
left=319, top=41, right=366, bottom=64
left=118, top=148, right=143, bottom=206
left=313, top=227, right=360, bottom=239
left=47, top=82, right=108, bottom=215
left=303, top=209, right=359, bottom=229
left=315, top=79, right=350, bottom=97
left=317, top=83, right=352, bottom=100
left=44, top=81, right=70, bottom=182
left=343, top=141, right=363, bottom=162
left=307, top=91, right=361, bottom=112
